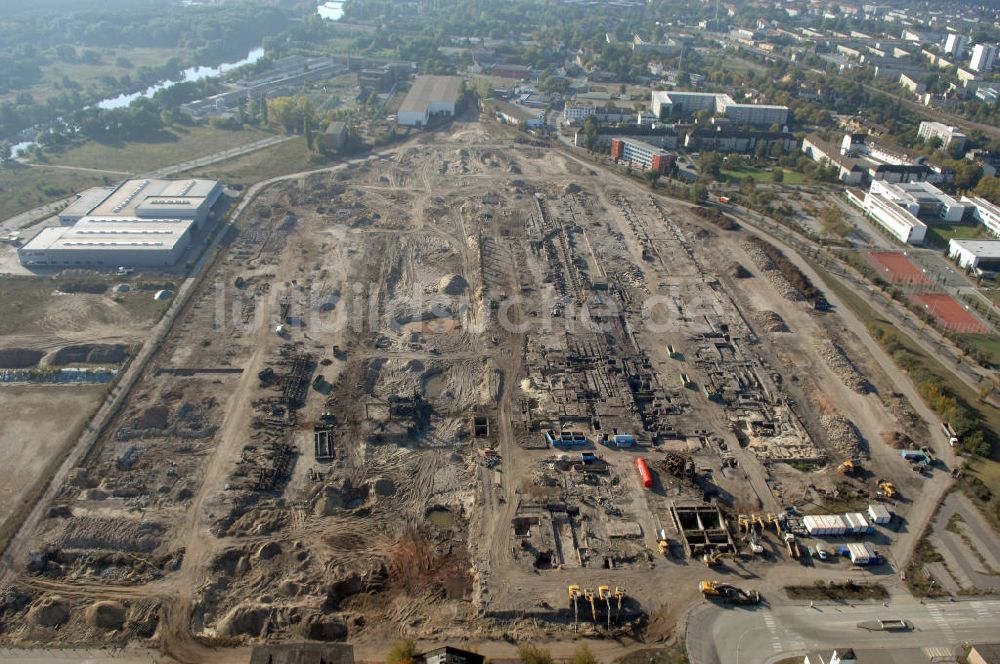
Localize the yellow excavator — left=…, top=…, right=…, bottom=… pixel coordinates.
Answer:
left=877, top=479, right=896, bottom=499
left=583, top=588, right=597, bottom=623
left=737, top=514, right=751, bottom=536
left=700, top=580, right=761, bottom=605
left=751, top=513, right=765, bottom=533
left=613, top=587, right=624, bottom=624
left=767, top=512, right=783, bottom=535
left=598, top=585, right=612, bottom=629
left=702, top=551, right=723, bottom=566
left=568, top=585, right=581, bottom=631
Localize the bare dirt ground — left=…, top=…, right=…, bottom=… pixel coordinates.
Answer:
left=0, top=120, right=937, bottom=661
left=0, top=386, right=106, bottom=521
left=0, top=278, right=167, bottom=546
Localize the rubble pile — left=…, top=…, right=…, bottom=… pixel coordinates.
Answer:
left=821, top=415, right=867, bottom=459
left=816, top=340, right=871, bottom=394
left=729, top=262, right=752, bottom=279
left=660, top=452, right=693, bottom=477
left=742, top=241, right=803, bottom=301
left=755, top=311, right=788, bottom=334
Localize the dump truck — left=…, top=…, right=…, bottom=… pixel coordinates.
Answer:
left=784, top=533, right=800, bottom=558
left=699, top=580, right=761, bottom=605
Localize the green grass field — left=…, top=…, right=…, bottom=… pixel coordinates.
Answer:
left=924, top=223, right=991, bottom=249
left=0, top=164, right=109, bottom=222
left=959, top=334, right=1000, bottom=368
left=720, top=165, right=806, bottom=185
left=49, top=124, right=275, bottom=173
left=178, top=135, right=317, bottom=186
left=3, top=125, right=277, bottom=222
left=0, top=46, right=187, bottom=107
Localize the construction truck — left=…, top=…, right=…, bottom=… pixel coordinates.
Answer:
left=784, top=533, right=800, bottom=558
left=699, top=580, right=761, bottom=605
left=656, top=528, right=669, bottom=557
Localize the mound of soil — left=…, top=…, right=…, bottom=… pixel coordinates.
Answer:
left=295, top=613, right=347, bottom=641
left=28, top=596, right=71, bottom=627
left=0, top=348, right=44, bottom=368
left=50, top=344, right=129, bottom=366
left=217, top=604, right=271, bottom=637
left=437, top=273, right=469, bottom=295
left=85, top=600, right=125, bottom=630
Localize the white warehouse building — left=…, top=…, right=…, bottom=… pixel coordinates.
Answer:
left=397, top=75, right=463, bottom=127
left=948, top=239, right=1000, bottom=272
left=18, top=178, right=222, bottom=268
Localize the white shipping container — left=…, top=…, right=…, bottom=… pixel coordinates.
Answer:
left=846, top=542, right=876, bottom=564
left=868, top=504, right=892, bottom=524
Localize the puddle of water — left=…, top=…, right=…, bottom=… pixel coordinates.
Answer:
left=423, top=371, right=445, bottom=398
left=402, top=318, right=460, bottom=335
left=428, top=508, right=455, bottom=529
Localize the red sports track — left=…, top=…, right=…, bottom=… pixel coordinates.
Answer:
left=912, top=293, right=990, bottom=334
left=868, top=252, right=933, bottom=285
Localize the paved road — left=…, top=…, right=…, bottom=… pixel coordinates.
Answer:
left=931, top=492, right=1000, bottom=593
left=687, top=596, right=1000, bottom=664
left=0, top=134, right=296, bottom=233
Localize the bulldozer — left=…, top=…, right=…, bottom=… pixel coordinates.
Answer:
left=699, top=580, right=761, bottom=605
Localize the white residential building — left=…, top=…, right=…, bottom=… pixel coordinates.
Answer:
left=917, top=121, right=967, bottom=151
left=650, top=90, right=788, bottom=126
left=970, top=44, right=998, bottom=73
left=944, top=33, right=968, bottom=58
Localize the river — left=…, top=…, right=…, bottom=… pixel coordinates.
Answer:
left=12, top=46, right=266, bottom=156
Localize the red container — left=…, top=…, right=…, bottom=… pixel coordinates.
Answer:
left=635, top=456, right=653, bottom=488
